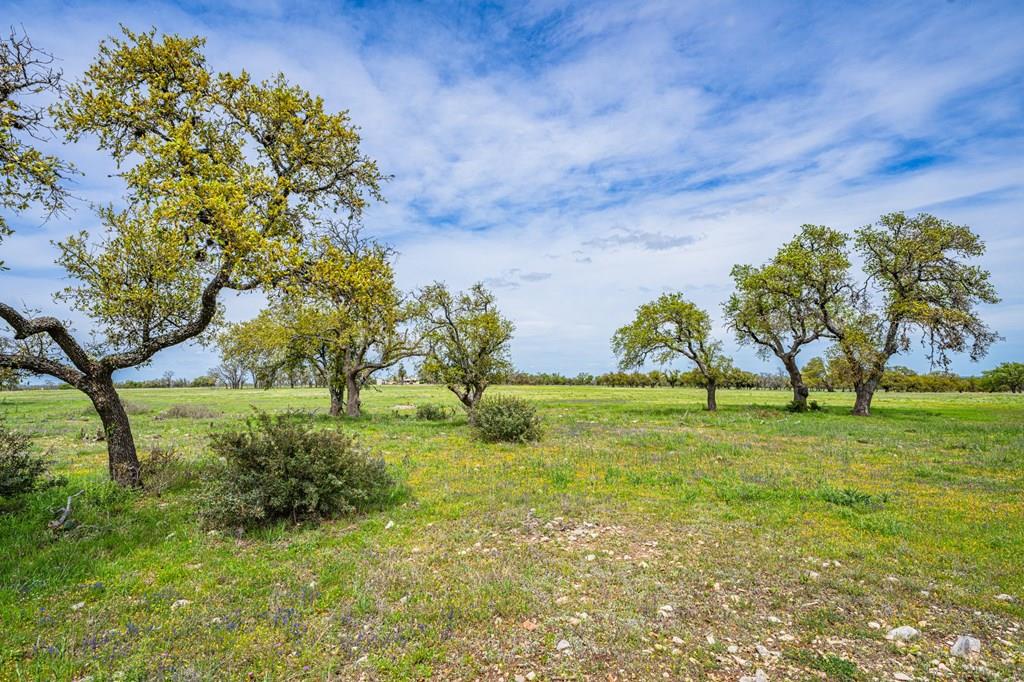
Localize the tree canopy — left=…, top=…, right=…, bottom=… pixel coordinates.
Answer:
left=823, top=212, right=1000, bottom=415
left=419, top=283, right=514, bottom=416
left=612, top=293, right=731, bottom=410
left=723, top=224, right=850, bottom=409
left=0, top=28, right=384, bottom=484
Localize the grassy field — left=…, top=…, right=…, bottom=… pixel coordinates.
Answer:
left=0, top=385, right=1022, bottom=681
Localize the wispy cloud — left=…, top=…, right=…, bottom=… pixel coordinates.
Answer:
left=2, top=0, right=1023, bottom=377
left=583, top=227, right=699, bottom=252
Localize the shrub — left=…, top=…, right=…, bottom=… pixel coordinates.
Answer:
left=0, top=421, right=63, bottom=503
left=199, top=412, right=398, bottom=529
left=157, top=404, right=220, bottom=420
left=472, top=395, right=543, bottom=443
left=785, top=399, right=820, bottom=413
left=416, top=403, right=453, bottom=421
left=139, top=446, right=193, bottom=496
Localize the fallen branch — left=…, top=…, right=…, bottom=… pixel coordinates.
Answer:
left=48, top=490, right=84, bottom=532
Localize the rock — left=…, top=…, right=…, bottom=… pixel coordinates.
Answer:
left=950, top=635, right=981, bottom=658
left=556, top=639, right=571, bottom=652
left=384, top=519, right=395, bottom=530
left=995, top=593, right=1014, bottom=601
left=171, top=599, right=191, bottom=610
left=671, top=636, right=684, bottom=645
left=892, top=673, right=913, bottom=681
left=515, top=675, right=526, bottom=682
left=727, top=644, right=739, bottom=654
left=71, top=601, right=85, bottom=611
left=526, top=674, right=536, bottom=681
left=885, top=625, right=920, bottom=641
left=868, top=621, right=882, bottom=629
left=739, top=669, right=768, bottom=682
left=766, top=615, right=782, bottom=624
left=755, top=644, right=771, bottom=660
left=521, top=619, right=538, bottom=631
left=586, top=554, right=596, bottom=561
left=706, top=634, right=716, bottom=645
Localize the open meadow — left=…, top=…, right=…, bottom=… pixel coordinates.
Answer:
left=0, top=386, right=1022, bottom=680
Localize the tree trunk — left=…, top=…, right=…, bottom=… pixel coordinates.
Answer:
left=87, top=379, right=141, bottom=487
left=329, top=383, right=345, bottom=417
left=852, top=376, right=880, bottom=416
left=705, top=382, right=717, bottom=411
left=345, top=373, right=361, bottom=417
left=782, top=357, right=809, bottom=408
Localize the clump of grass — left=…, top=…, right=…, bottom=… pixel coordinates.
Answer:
left=157, top=404, right=220, bottom=420
left=120, top=401, right=152, bottom=415
left=786, top=651, right=862, bottom=681
left=820, top=486, right=889, bottom=510
left=785, top=399, right=821, bottom=413
left=416, top=403, right=453, bottom=421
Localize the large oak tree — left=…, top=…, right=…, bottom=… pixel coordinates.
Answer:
left=0, top=29, right=383, bottom=485
left=723, top=225, right=850, bottom=410
left=820, top=212, right=999, bottom=415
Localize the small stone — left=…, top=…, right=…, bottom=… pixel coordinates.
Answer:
left=950, top=635, right=981, bottom=658
left=727, top=644, right=739, bottom=654
left=568, top=617, right=581, bottom=625
left=556, top=638, right=571, bottom=652
left=384, top=519, right=394, bottom=530
left=892, top=674, right=912, bottom=681
left=526, top=674, right=536, bottom=681
left=71, top=601, right=85, bottom=611
left=868, top=621, right=882, bottom=629
left=521, top=619, right=538, bottom=631
left=586, top=554, right=596, bottom=561
left=739, top=669, right=768, bottom=682
left=706, top=634, right=716, bottom=645
left=766, top=615, right=782, bottom=624
left=515, top=675, right=526, bottom=682
left=171, top=599, right=191, bottom=610
left=755, top=644, right=771, bottom=660
left=671, top=636, right=684, bottom=645
left=995, top=593, right=1014, bottom=601
left=885, top=625, right=920, bottom=641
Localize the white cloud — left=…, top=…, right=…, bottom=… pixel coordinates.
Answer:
left=2, top=0, right=1022, bottom=380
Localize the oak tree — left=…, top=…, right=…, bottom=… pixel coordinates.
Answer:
left=612, top=293, right=730, bottom=411
left=419, top=283, right=514, bottom=419
left=723, top=225, right=850, bottom=410
left=0, top=29, right=383, bottom=485
left=822, top=212, right=999, bottom=415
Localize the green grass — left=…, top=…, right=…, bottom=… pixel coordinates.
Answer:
left=1, top=385, right=1022, bottom=680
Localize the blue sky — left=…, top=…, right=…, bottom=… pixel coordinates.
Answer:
left=2, top=0, right=1023, bottom=381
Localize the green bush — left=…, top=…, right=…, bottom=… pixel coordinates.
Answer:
left=0, top=421, right=63, bottom=503
left=416, top=403, right=453, bottom=421
left=139, top=446, right=193, bottom=496
left=472, top=395, right=543, bottom=443
left=199, top=412, right=398, bottom=529
left=785, top=399, right=821, bottom=413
